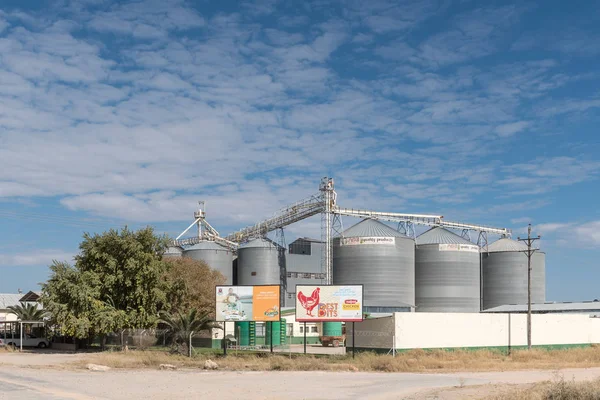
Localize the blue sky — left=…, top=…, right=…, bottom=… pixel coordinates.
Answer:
left=0, top=0, right=598, bottom=300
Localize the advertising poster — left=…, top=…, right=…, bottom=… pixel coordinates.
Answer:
left=439, top=243, right=479, bottom=253
left=295, top=285, right=363, bottom=322
left=215, top=285, right=280, bottom=322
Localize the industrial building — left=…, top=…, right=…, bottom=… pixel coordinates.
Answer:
left=166, top=217, right=548, bottom=316
left=167, top=178, right=558, bottom=349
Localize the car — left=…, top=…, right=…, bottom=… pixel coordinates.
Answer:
left=0, top=333, right=49, bottom=349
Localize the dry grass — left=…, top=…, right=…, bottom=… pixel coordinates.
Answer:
left=75, top=346, right=600, bottom=373
left=489, top=376, right=600, bottom=399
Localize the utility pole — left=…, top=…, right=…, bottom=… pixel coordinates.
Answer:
left=517, top=224, right=541, bottom=350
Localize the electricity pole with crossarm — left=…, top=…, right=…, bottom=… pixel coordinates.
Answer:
left=518, top=224, right=541, bottom=350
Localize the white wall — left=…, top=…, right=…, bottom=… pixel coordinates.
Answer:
left=0, top=311, right=17, bottom=323
left=393, top=313, right=600, bottom=350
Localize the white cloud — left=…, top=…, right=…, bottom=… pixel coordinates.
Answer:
left=495, top=121, right=530, bottom=137
left=522, top=221, right=600, bottom=249
left=0, top=0, right=597, bottom=240
left=573, top=221, right=600, bottom=247
left=0, top=250, right=74, bottom=267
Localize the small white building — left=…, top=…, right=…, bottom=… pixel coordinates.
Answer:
left=0, top=294, right=24, bottom=324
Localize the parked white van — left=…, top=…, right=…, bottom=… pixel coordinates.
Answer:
left=0, top=333, right=49, bottom=348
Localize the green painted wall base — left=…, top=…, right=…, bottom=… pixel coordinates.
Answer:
left=352, top=343, right=595, bottom=355
left=290, top=337, right=321, bottom=345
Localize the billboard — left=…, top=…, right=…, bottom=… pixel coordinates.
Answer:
left=295, top=285, right=363, bottom=322
left=215, top=285, right=280, bottom=322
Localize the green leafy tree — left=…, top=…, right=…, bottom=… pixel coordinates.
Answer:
left=41, top=227, right=171, bottom=341
left=158, top=308, right=219, bottom=356
left=7, top=302, right=47, bottom=321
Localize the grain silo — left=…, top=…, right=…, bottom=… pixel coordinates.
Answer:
left=482, top=238, right=546, bottom=310
left=237, top=238, right=284, bottom=296
left=333, top=219, right=415, bottom=312
left=183, top=241, right=233, bottom=284
left=415, top=227, right=480, bottom=313
left=163, top=246, right=183, bottom=259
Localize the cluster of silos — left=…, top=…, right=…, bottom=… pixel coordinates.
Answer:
left=482, top=238, right=546, bottom=310
left=182, top=241, right=234, bottom=284
left=333, top=219, right=415, bottom=311
left=415, top=227, right=480, bottom=313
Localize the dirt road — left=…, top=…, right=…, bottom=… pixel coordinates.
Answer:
left=1, top=353, right=600, bottom=399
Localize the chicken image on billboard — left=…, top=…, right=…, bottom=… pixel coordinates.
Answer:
left=215, top=285, right=280, bottom=322
left=295, top=285, right=363, bottom=322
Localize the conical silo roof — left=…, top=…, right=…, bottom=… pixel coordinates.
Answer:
left=341, top=219, right=405, bottom=238
left=487, top=237, right=527, bottom=252
left=186, top=241, right=227, bottom=251
left=239, top=237, right=278, bottom=249
left=416, top=227, right=475, bottom=245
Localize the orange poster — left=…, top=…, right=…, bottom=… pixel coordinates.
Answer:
left=252, top=286, right=280, bottom=322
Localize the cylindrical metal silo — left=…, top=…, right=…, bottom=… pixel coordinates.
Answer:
left=333, top=219, right=415, bottom=311
left=237, top=238, right=282, bottom=286
left=163, top=246, right=183, bottom=259
left=415, top=227, right=480, bottom=312
left=482, top=238, right=546, bottom=310
left=183, top=241, right=233, bottom=284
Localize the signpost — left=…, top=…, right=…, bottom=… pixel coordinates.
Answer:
left=295, top=285, right=364, bottom=322
left=215, top=285, right=281, bottom=356
left=295, top=285, right=364, bottom=357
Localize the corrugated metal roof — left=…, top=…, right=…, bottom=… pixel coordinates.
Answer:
left=291, top=237, right=323, bottom=243
left=240, top=238, right=278, bottom=249
left=483, top=301, right=600, bottom=313
left=0, top=294, right=24, bottom=310
left=487, top=238, right=528, bottom=252
left=185, top=241, right=227, bottom=251
left=416, top=227, right=475, bottom=245
left=341, top=219, right=406, bottom=238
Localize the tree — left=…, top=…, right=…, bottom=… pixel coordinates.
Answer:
left=163, top=257, right=226, bottom=318
left=40, top=227, right=171, bottom=341
left=158, top=308, right=219, bottom=356
left=7, top=302, right=47, bottom=321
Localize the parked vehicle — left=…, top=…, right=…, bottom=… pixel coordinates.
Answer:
left=0, top=333, right=49, bottom=348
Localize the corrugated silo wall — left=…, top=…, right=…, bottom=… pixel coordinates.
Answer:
left=333, top=236, right=415, bottom=308
left=415, top=244, right=480, bottom=312
left=237, top=246, right=285, bottom=305
left=183, top=249, right=233, bottom=285
left=482, top=251, right=546, bottom=310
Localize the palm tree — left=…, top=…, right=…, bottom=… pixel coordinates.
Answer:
left=7, top=302, right=46, bottom=321
left=158, top=308, right=220, bottom=356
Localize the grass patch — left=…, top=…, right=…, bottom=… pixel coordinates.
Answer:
left=489, top=376, right=600, bottom=399
left=75, top=346, right=600, bottom=373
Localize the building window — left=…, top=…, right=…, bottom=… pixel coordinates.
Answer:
left=251, top=272, right=257, bottom=276
left=303, top=273, right=311, bottom=278
left=311, top=326, right=318, bottom=333
left=299, top=326, right=304, bottom=333
left=287, top=272, right=292, bottom=278
left=255, top=323, right=265, bottom=337
left=287, top=292, right=295, bottom=299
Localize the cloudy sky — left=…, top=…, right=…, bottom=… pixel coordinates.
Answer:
left=0, top=0, right=598, bottom=300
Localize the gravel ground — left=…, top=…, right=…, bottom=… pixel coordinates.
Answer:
left=1, top=352, right=600, bottom=399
